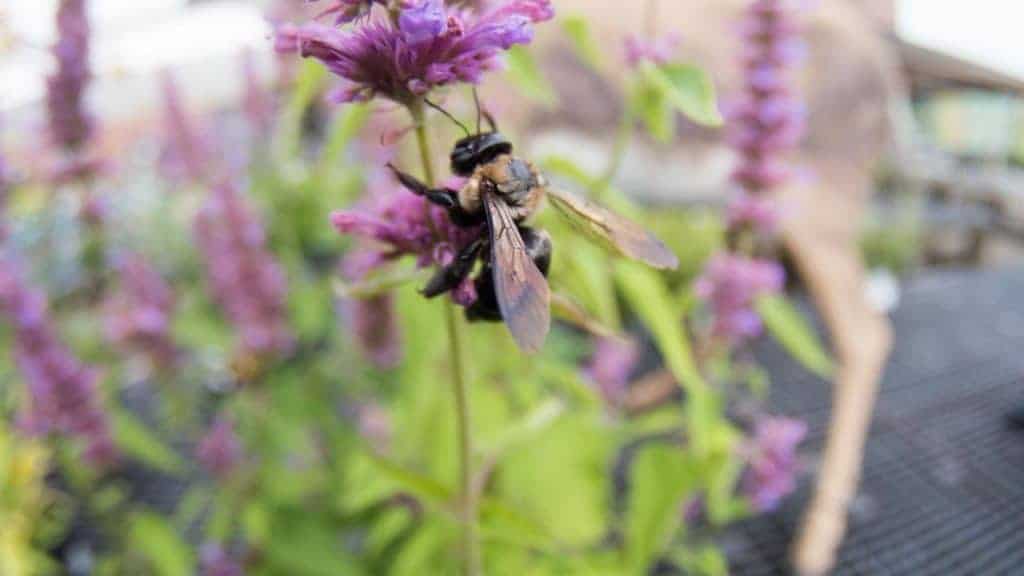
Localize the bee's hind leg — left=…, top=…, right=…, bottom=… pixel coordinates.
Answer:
left=422, top=238, right=485, bottom=298
left=465, top=227, right=552, bottom=323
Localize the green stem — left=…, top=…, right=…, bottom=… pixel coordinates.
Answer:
left=409, top=99, right=480, bottom=576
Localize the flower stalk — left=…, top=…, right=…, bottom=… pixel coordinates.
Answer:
left=409, top=99, right=479, bottom=576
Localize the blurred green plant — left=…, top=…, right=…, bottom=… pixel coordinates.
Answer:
left=0, top=7, right=836, bottom=576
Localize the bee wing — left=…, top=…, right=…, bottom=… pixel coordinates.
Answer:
left=482, top=192, right=551, bottom=353
left=546, top=188, right=679, bottom=270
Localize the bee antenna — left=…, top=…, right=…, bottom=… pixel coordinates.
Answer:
left=424, top=98, right=470, bottom=137
left=473, top=86, right=483, bottom=134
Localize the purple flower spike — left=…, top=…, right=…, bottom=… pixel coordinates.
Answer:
left=727, top=193, right=779, bottom=233
left=349, top=292, right=403, bottom=368
left=584, top=336, right=640, bottom=407
left=194, top=181, right=293, bottom=360
left=0, top=148, right=10, bottom=241
left=242, top=51, right=274, bottom=135
left=333, top=170, right=482, bottom=306
left=624, top=34, right=680, bottom=68
left=47, top=0, right=94, bottom=155
left=196, top=418, right=243, bottom=480
left=104, top=255, right=179, bottom=370
left=695, top=254, right=784, bottom=343
left=0, top=257, right=117, bottom=466
left=729, top=0, right=805, bottom=199
left=160, top=72, right=213, bottom=184
left=200, top=544, right=244, bottom=576
left=742, top=415, right=807, bottom=512
left=278, top=0, right=554, bottom=104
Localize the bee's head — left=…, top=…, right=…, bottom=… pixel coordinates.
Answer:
left=450, top=132, right=513, bottom=176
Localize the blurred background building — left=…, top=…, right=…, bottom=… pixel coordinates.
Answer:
left=4, top=0, right=1024, bottom=266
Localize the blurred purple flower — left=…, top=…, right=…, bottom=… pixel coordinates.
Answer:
left=194, top=181, right=294, bottom=359
left=277, top=0, right=554, bottom=103
left=356, top=401, right=392, bottom=451
left=583, top=336, right=639, bottom=407
left=0, top=257, right=117, bottom=466
left=348, top=292, right=403, bottom=368
left=726, top=192, right=778, bottom=234
left=694, top=254, right=784, bottom=343
left=200, top=544, right=244, bottom=576
left=333, top=170, right=482, bottom=304
left=160, top=72, right=213, bottom=184
left=742, top=415, right=807, bottom=512
left=104, top=255, right=178, bottom=370
left=624, top=34, right=680, bottom=68
left=242, top=51, right=275, bottom=135
left=0, top=148, right=9, bottom=241
left=47, top=0, right=94, bottom=155
left=196, top=417, right=243, bottom=480
left=729, top=0, right=804, bottom=196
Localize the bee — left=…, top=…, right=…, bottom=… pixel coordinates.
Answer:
left=389, top=123, right=678, bottom=353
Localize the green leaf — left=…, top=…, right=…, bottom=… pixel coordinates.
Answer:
left=642, top=63, right=722, bottom=127
left=625, top=445, right=694, bottom=573
left=365, top=450, right=453, bottom=505
left=630, top=77, right=675, bottom=143
left=264, top=512, right=367, bottom=576
left=317, top=103, right=371, bottom=176
left=129, top=512, right=195, bottom=576
left=110, top=410, right=185, bottom=474
left=616, top=263, right=722, bottom=455
left=496, top=413, right=611, bottom=546
left=276, top=59, right=329, bottom=160
left=480, top=398, right=565, bottom=455
left=561, top=16, right=602, bottom=70
left=615, top=262, right=704, bottom=396
left=755, top=294, right=835, bottom=378
left=505, top=46, right=558, bottom=105
left=672, top=545, right=730, bottom=576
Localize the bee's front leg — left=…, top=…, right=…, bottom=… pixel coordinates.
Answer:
left=387, top=163, right=476, bottom=226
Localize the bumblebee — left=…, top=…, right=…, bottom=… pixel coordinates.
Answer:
left=390, top=130, right=677, bottom=353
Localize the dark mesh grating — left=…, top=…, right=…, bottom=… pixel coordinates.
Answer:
left=726, top=266, right=1024, bottom=575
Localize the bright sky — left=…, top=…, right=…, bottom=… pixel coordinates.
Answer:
left=2, top=0, right=1024, bottom=112
left=0, top=0, right=271, bottom=111
left=898, top=0, right=1024, bottom=79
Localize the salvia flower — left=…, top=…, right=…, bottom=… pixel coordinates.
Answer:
left=194, top=181, right=293, bottom=359
left=726, top=192, right=779, bottom=232
left=47, top=0, right=94, bottom=155
left=0, top=149, right=9, bottom=241
left=347, top=292, right=402, bottom=368
left=104, top=255, right=178, bottom=370
left=242, top=51, right=275, bottom=135
left=583, top=336, right=640, bottom=407
left=742, top=415, right=807, bottom=512
left=333, top=172, right=482, bottom=304
left=160, top=72, right=213, bottom=184
left=729, top=0, right=805, bottom=199
left=277, top=0, right=554, bottom=104
left=199, top=544, right=244, bottom=576
left=624, top=34, right=680, bottom=68
left=694, top=254, right=784, bottom=343
left=0, top=258, right=117, bottom=466
left=196, top=418, right=243, bottom=480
